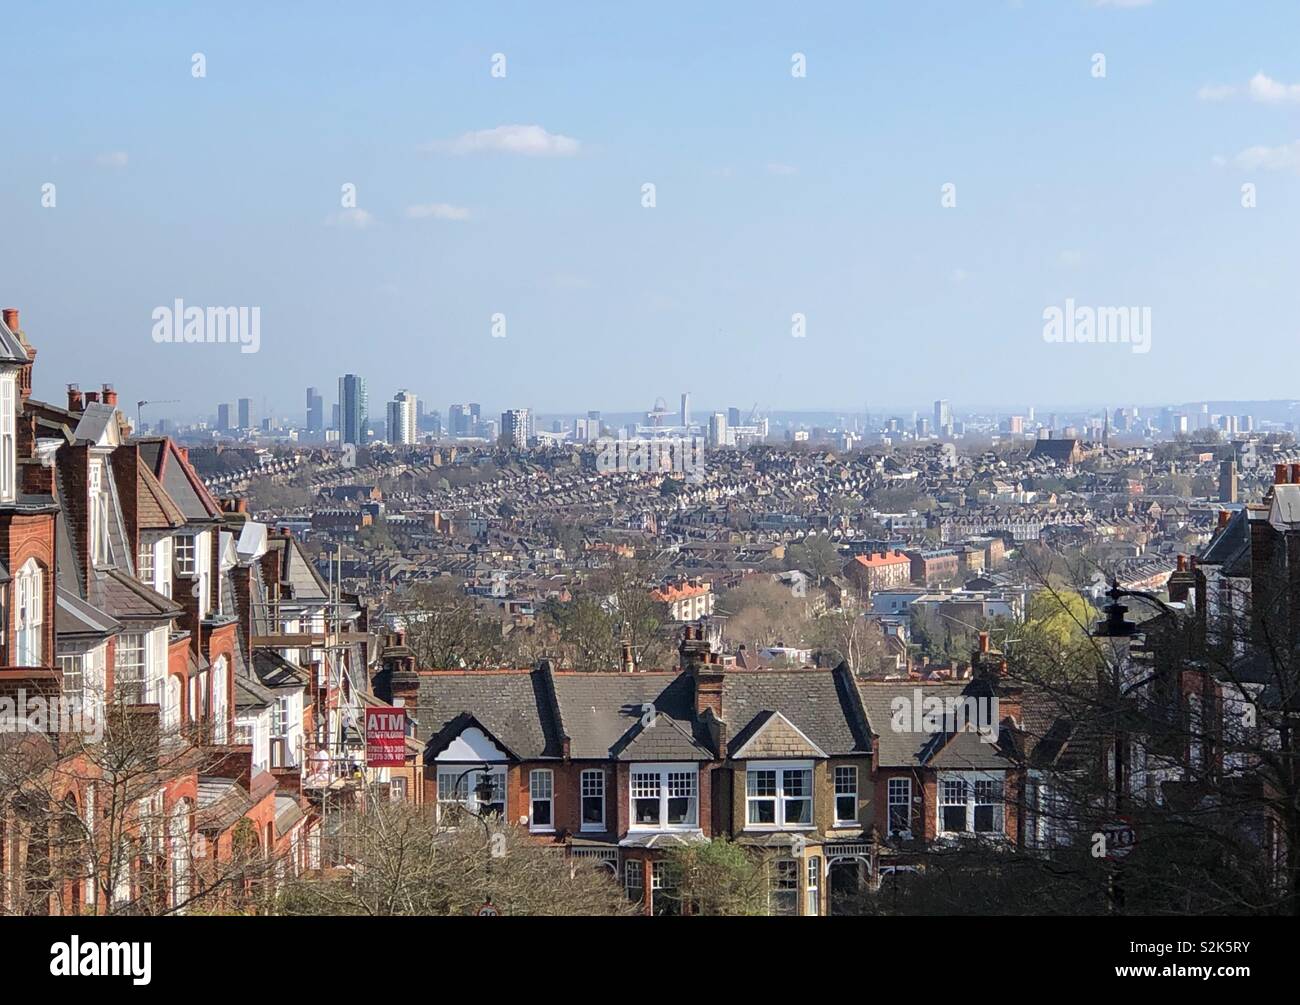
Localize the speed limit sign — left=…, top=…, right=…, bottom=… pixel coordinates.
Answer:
left=477, top=900, right=500, bottom=917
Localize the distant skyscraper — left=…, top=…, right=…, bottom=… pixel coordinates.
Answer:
left=501, top=408, right=530, bottom=449
left=426, top=408, right=442, bottom=437
left=728, top=407, right=741, bottom=427
left=449, top=403, right=470, bottom=437
left=306, top=387, right=324, bottom=432
left=387, top=389, right=418, bottom=445
left=338, top=374, right=368, bottom=445
left=708, top=411, right=728, bottom=448
left=216, top=403, right=232, bottom=432
left=1219, top=459, right=1238, bottom=504
left=680, top=392, right=691, bottom=428
left=237, top=397, right=252, bottom=429
left=933, top=399, right=951, bottom=432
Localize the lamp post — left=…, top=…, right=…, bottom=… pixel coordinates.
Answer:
left=449, top=764, right=500, bottom=912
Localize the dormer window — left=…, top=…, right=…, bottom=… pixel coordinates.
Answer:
left=0, top=373, right=15, bottom=503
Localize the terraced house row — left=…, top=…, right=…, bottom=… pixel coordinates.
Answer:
left=374, top=625, right=1055, bottom=915
left=0, top=307, right=372, bottom=915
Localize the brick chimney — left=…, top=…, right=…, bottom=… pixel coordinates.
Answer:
left=621, top=640, right=636, bottom=673
left=1275, top=464, right=1290, bottom=485
left=1167, top=554, right=1196, bottom=606
left=1218, top=510, right=1231, bottom=529
left=1291, top=463, right=1300, bottom=485
left=4, top=308, right=36, bottom=402
left=101, top=383, right=118, bottom=408
left=67, top=383, right=83, bottom=412
left=692, top=661, right=725, bottom=719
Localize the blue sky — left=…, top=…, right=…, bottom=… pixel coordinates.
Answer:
left=2, top=0, right=1299, bottom=421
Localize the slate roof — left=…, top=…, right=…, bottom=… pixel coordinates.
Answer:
left=55, top=587, right=122, bottom=639
left=136, top=438, right=222, bottom=521
left=416, top=669, right=563, bottom=761
left=87, top=567, right=182, bottom=623
left=858, top=680, right=1015, bottom=769
left=721, top=666, right=871, bottom=757
left=552, top=672, right=714, bottom=760
left=251, top=649, right=309, bottom=690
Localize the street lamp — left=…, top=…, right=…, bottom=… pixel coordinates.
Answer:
left=449, top=763, right=499, bottom=912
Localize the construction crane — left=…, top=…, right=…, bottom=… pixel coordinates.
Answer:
left=136, top=399, right=179, bottom=433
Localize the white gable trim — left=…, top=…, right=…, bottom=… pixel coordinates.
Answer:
left=436, top=725, right=508, bottom=763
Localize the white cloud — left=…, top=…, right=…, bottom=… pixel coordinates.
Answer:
left=1231, top=140, right=1300, bottom=172
left=1197, top=83, right=1237, bottom=101
left=766, top=163, right=798, bottom=176
left=424, top=124, right=580, bottom=157
left=1248, top=72, right=1300, bottom=104
left=404, top=203, right=471, bottom=221
left=326, top=208, right=376, bottom=229
left=95, top=151, right=128, bottom=169
left=1197, top=73, right=1300, bottom=104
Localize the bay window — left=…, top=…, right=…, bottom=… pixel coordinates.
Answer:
left=745, top=761, right=813, bottom=828
left=630, top=764, right=698, bottom=829
left=175, top=534, right=196, bottom=575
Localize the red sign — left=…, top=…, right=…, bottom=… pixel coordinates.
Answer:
left=477, top=901, right=500, bottom=917
left=365, top=706, right=407, bottom=767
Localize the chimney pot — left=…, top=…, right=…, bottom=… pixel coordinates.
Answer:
left=1218, top=510, right=1231, bottom=529
left=67, top=383, right=83, bottom=411
left=101, top=383, right=118, bottom=407
left=1275, top=464, right=1289, bottom=485
left=978, top=630, right=990, bottom=653
left=1291, top=463, right=1300, bottom=485
left=1, top=308, right=17, bottom=331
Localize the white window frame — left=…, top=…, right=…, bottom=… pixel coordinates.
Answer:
left=629, top=762, right=699, bottom=831
left=529, top=768, right=554, bottom=832
left=175, top=533, right=197, bottom=575
left=0, top=374, right=14, bottom=503
left=580, top=768, right=606, bottom=831
left=745, top=760, right=814, bottom=830
left=137, top=536, right=155, bottom=586
left=806, top=855, right=822, bottom=916
left=936, top=771, right=1006, bottom=837
left=887, top=777, right=913, bottom=838
left=15, top=558, right=43, bottom=666
left=833, top=764, right=858, bottom=825
left=436, top=765, right=507, bottom=823
left=114, top=632, right=147, bottom=704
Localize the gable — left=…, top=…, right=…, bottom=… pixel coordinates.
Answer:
left=437, top=725, right=509, bottom=763
left=730, top=711, right=827, bottom=760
